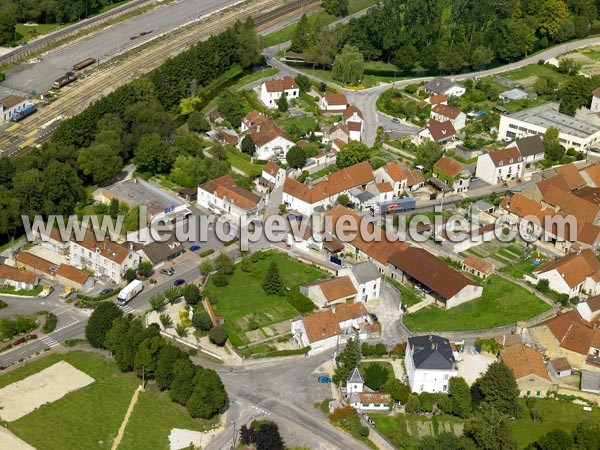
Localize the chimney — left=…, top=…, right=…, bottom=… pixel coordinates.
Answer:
left=257, top=125, right=261, bottom=133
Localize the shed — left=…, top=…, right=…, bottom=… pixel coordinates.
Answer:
left=548, top=358, right=572, bottom=378
left=499, top=89, right=528, bottom=102
left=472, top=200, right=495, bottom=214
left=178, top=187, right=197, bottom=202
left=581, top=370, right=600, bottom=394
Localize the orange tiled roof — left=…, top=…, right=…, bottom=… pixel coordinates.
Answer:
left=0, top=264, right=37, bottom=284
left=501, top=343, right=550, bottom=381
left=463, top=255, right=493, bottom=274
left=333, top=302, right=369, bottom=322
left=316, top=276, right=357, bottom=301
left=263, top=76, right=298, bottom=93
left=16, top=252, right=56, bottom=274
left=434, top=155, right=467, bottom=178
left=323, top=93, right=347, bottom=106
left=554, top=164, right=586, bottom=190
left=302, top=310, right=341, bottom=343
left=534, top=249, right=600, bottom=289
left=432, top=103, right=462, bottom=119
left=55, top=264, right=91, bottom=285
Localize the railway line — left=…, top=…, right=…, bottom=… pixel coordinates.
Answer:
left=0, top=0, right=320, bottom=157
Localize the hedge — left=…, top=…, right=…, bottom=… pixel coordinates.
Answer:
left=199, top=249, right=215, bottom=258
left=251, top=346, right=311, bottom=358
left=76, top=288, right=120, bottom=302
left=42, top=313, right=57, bottom=334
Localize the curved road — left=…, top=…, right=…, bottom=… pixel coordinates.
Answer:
left=4, top=0, right=241, bottom=94
left=265, top=35, right=600, bottom=146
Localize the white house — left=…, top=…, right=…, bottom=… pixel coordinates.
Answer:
left=350, top=392, right=392, bottom=411
left=414, top=120, right=457, bottom=147
left=475, top=147, right=523, bottom=185
left=69, top=229, right=141, bottom=284
left=338, top=261, right=381, bottom=302
left=342, top=105, right=364, bottom=141
left=282, top=161, right=374, bottom=215
left=430, top=104, right=466, bottom=131
left=576, top=295, right=600, bottom=322
left=259, top=76, right=299, bottom=108
left=197, top=174, right=264, bottom=220
left=498, top=103, right=600, bottom=152
left=433, top=155, right=470, bottom=194
left=239, top=116, right=295, bottom=161
left=320, top=93, right=348, bottom=112
left=591, top=88, right=600, bottom=113
left=524, top=249, right=600, bottom=298
left=0, top=264, right=38, bottom=290
left=291, top=303, right=374, bottom=356
left=405, top=335, right=458, bottom=393
left=347, top=368, right=364, bottom=394
left=508, top=135, right=545, bottom=166
left=424, top=78, right=466, bottom=97
left=0, top=94, right=29, bottom=122
left=256, top=161, right=286, bottom=192
left=374, top=162, right=425, bottom=195
left=301, top=276, right=357, bottom=308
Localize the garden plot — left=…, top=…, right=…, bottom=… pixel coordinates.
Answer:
left=0, top=361, right=94, bottom=421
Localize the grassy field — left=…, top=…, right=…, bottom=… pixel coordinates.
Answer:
left=403, top=275, right=551, bottom=332
left=373, top=399, right=600, bottom=449
left=263, top=0, right=377, bottom=48
left=229, top=67, right=279, bottom=91
left=204, top=251, right=327, bottom=345
left=224, top=145, right=264, bottom=177
left=503, top=63, right=570, bottom=86
left=3, top=351, right=214, bottom=450
left=15, top=23, right=61, bottom=43
left=386, top=277, right=423, bottom=307
left=277, top=115, right=318, bottom=135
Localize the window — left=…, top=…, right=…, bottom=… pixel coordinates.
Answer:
left=526, top=390, right=531, bottom=396
left=374, top=404, right=380, bottom=407
left=419, top=385, right=424, bottom=392
left=362, top=403, right=369, bottom=407
left=444, top=374, right=449, bottom=380
left=443, top=385, right=447, bottom=392
left=536, top=391, right=541, bottom=397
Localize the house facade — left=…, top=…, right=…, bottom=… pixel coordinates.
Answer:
left=0, top=95, right=29, bottom=122
left=0, top=264, right=38, bottom=290
left=198, top=174, right=264, bottom=220
left=406, top=335, right=458, bottom=393
left=433, top=156, right=470, bottom=194
left=430, top=104, right=466, bottom=131
left=501, top=343, right=552, bottom=397
left=259, top=76, right=299, bottom=108
left=320, top=93, right=348, bottom=112
left=424, top=78, right=466, bottom=97
left=414, top=120, right=457, bottom=147
left=475, top=147, right=523, bottom=185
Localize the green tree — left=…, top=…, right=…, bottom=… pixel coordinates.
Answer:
left=332, top=45, right=364, bottom=85
left=262, top=261, right=283, bottom=295
left=149, top=294, right=166, bottom=312
left=199, top=260, right=213, bottom=277
left=159, top=313, right=173, bottom=329
left=241, top=134, right=256, bottom=156
left=405, top=394, right=422, bottom=414
left=192, top=309, right=213, bottom=331
left=477, top=361, right=520, bottom=416
left=332, top=337, right=360, bottom=385
left=175, top=323, right=188, bottom=337
left=169, top=357, right=196, bottom=405
left=209, top=325, right=228, bottom=345
left=336, top=141, right=370, bottom=168
left=277, top=93, right=289, bottom=112
left=294, top=74, right=311, bottom=92
left=449, top=376, right=472, bottom=418
left=535, top=0, right=570, bottom=41
left=186, top=367, right=228, bottom=419
left=0, top=157, right=15, bottom=187
left=465, top=406, right=517, bottom=450
left=557, top=58, right=582, bottom=76
left=336, top=194, right=350, bottom=206
left=394, top=45, right=418, bottom=72
left=290, top=14, right=314, bottom=52
left=470, top=46, right=494, bottom=70
left=109, top=198, right=120, bottom=219
left=155, top=344, right=184, bottom=390
left=135, top=133, right=173, bottom=174
left=286, top=145, right=307, bottom=168
left=383, top=378, right=411, bottom=404
left=137, top=261, right=153, bottom=277
left=234, top=17, right=262, bottom=68
left=41, top=161, right=85, bottom=215
left=418, top=432, right=477, bottom=450
left=85, top=302, right=123, bottom=348
left=323, top=0, right=349, bottom=16
left=415, top=140, right=444, bottom=173
left=187, top=111, right=210, bottom=133
left=163, top=286, right=181, bottom=304
left=218, top=90, right=245, bottom=128
left=181, top=283, right=201, bottom=305
left=543, top=126, right=564, bottom=163
left=214, top=252, right=234, bottom=275
left=134, top=335, right=165, bottom=378
left=363, top=363, right=390, bottom=391
left=535, top=429, right=573, bottom=450
left=77, top=143, right=123, bottom=184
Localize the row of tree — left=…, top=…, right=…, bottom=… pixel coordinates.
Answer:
left=85, top=302, right=228, bottom=419
left=291, top=0, right=599, bottom=75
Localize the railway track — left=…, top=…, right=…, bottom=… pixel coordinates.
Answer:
left=0, top=0, right=320, bottom=157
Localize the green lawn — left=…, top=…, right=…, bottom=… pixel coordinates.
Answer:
left=511, top=399, right=600, bottom=448
left=263, top=0, right=377, bottom=48
left=15, top=23, right=61, bottom=43
left=204, top=251, right=327, bottom=345
left=372, top=413, right=464, bottom=448
left=403, top=275, right=551, bottom=332
left=277, top=115, right=318, bottom=135
left=2, top=351, right=215, bottom=450
left=0, top=284, right=43, bottom=296
left=229, top=67, right=279, bottom=91
left=501, top=255, right=548, bottom=279
left=503, top=64, right=570, bottom=86
left=386, top=277, right=423, bottom=307
left=224, top=144, right=264, bottom=177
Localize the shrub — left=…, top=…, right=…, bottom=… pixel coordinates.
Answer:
left=0, top=300, right=6, bottom=309
left=211, top=271, right=229, bottom=287
left=199, top=249, right=215, bottom=258
left=84, top=302, right=122, bottom=348
left=358, top=426, right=370, bottom=438
left=192, top=309, right=213, bottom=331
left=43, top=313, right=57, bottom=334
left=286, top=289, right=314, bottom=313
left=209, top=325, right=228, bottom=346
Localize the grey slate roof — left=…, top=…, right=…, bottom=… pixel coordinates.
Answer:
left=352, top=261, right=380, bottom=285
left=347, top=367, right=364, bottom=384
left=408, top=335, right=456, bottom=370
left=349, top=187, right=376, bottom=204
left=425, top=77, right=458, bottom=94
left=514, top=135, right=545, bottom=158
left=141, top=237, right=185, bottom=265
left=581, top=370, right=600, bottom=393
left=473, top=200, right=494, bottom=212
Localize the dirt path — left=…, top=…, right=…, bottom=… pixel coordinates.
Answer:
left=111, top=387, right=141, bottom=450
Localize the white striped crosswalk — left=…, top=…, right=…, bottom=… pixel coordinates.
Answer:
left=119, top=305, right=136, bottom=315
left=41, top=336, right=60, bottom=348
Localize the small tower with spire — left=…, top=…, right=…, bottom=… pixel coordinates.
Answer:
left=347, top=367, right=364, bottom=394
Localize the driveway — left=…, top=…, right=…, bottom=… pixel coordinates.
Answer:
left=457, top=345, right=497, bottom=386
left=365, top=279, right=408, bottom=344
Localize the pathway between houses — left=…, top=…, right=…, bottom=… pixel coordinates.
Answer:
left=111, top=387, right=141, bottom=450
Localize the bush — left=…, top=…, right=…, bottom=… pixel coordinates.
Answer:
left=0, top=299, right=6, bottom=309
left=84, top=302, right=123, bottom=348
left=199, top=249, right=215, bottom=258
left=252, top=346, right=311, bottom=358
left=43, top=313, right=57, bottom=334
left=208, top=325, right=228, bottom=346
left=285, top=289, right=314, bottom=313
left=358, top=426, right=370, bottom=438
left=211, top=271, right=229, bottom=287
left=187, top=111, right=210, bottom=133
left=192, top=309, right=213, bottom=331
left=181, top=284, right=201, bottom=305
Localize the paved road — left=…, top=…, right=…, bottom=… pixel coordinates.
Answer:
left=208, top=353, right=369, bottom=450
left=4, top=0, right=241, bottom=94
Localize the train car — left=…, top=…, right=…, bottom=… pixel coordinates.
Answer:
left=10, top=103, right=36, bottom=122
left=72, top=58, right=97, bottom=71
left=53, top=72, right=76, bottom=89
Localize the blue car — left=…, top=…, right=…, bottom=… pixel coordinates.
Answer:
left=189, top=245, right=201, bottom=251
left=317, top=375, right=332, bottom=383
left=174, top=279, right=185, bottom=286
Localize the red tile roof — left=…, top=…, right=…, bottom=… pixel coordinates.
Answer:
left=263, top=161, right=281, bottom=177
left=323, top=93, right=347, bottom=106
left=316, top=276, right=357, bottom=301
left=501, top=344, right=550, bottom=381
left=55, top=264, right=91, bottom=285
left=554, top=164, right=586, bottom=190
left=0, top=265, right=37, bottom=284
left=434, top=156, right=467, bottom=178
left=302, top=310, right=341, bottom=342
left=534, top=249, right=600, bottom=289
left=200, top=175, right=261, bottom=211
left=432, top=103, right=462, bottom=120
left=16, top=252, right=56, bottom=274
left=263, top=76, right=298, bottom=93
left=425, top=120, right=457, bottom=141
left=357, top=393, right=392, bottom=404
left=342, top=105, right=364, bottom=121
left=463, top=255, right=493, bottom=274
left=0, top=94, right=25, bottom=109
left=333, top=302, right=369, bottom=322
left=487, top=147, right=522, bottom=167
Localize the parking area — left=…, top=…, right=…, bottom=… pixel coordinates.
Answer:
left=310, top=360, right=337, bottom=403
left=457, top=345, right=497, bottom=386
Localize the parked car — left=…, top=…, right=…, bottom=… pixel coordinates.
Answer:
left=160, top=268, right=175, bottom=276
left=38, top=286, right=54, bottom=298
left=317, top=375, right=332, bottom=383
left=189, top=245, right=201, bottom=251
left=391, top=117, right=400, bottom=123
left=99, top=288, right=113, bottom=296
left=370, top=313, right=378, bottom=322
left=174, top=279, right=185, bottom=286
left=470, top=176, right=479, bottom=182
